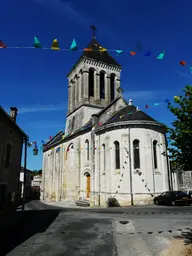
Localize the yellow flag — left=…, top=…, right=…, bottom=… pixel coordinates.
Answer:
left=51, top=39, right=59, bottom=50
left=62, top=135, right=65, bottom=139
left=99, top=46, right=107, bottom=52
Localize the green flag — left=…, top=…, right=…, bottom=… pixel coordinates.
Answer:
left=34, top=36, right=42, bottom=48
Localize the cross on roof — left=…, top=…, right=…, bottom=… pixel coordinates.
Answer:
left=90, top=25, right=97, bottom=39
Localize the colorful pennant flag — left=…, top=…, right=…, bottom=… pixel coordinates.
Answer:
left=157, top=51, right=165, bottom=60
left=164, top=99, right=170, bottom=103
left=116, top=49, right=123, bottom=56
left=49, top=136, right=52, bottom=140
left=179, top=60, right=186, bottom=66
left=51, top=39, right=59, bottom=50
left=0, top=40, right=7, bottom=48
left=145, top=104, right=149, bottom=108
left=84, top=48, right=92, bottom=51
left=154, top=103, right=160, bottom=106
left=130, top=51, right=136, bottom=56
left=70, top=39, right=77, bottom=51
left=34, top=36, right=42, bottom=48
left=99, top=46, right=107, bottom=52
left=174, top=96, right=180, bottom=102
left=144, top=52, right=151, bottom=56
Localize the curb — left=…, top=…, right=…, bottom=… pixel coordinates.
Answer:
left=120, top=227, right=192, bottom=235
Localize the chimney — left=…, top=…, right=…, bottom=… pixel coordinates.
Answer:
left=10, top=107, right=18, bottom=123
left=129, top=99, right=133, bottom=105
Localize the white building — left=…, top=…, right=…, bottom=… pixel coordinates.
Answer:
left=19, top=167, right=32, bottom=198
left=31, top=175, right=42, bottom=188
left=42, top=37, right=170, bottom=206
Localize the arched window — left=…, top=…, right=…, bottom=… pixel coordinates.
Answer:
left=5, top=143, right=11, bottom=167
left=89, top=68, right=94, bottom=97
left=110, top=74, right=115, bottom=101
left=102, top=144, right=106, bottom=171
left=153, top=140, right=158, bottom=169
left=71, top=116, right=75, bottom=132
left=100, top=71, right=105, bottom=99
left=85, top=140, right=89, bottom=161
left=114, top=141, right=120, bottom=169
left=133, top=140, right=140, bottom=169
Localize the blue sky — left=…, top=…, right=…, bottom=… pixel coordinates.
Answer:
left=0, top=0, right=192, bottom=170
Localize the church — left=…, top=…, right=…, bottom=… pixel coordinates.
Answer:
left=42, top=33, right=171, bottom=207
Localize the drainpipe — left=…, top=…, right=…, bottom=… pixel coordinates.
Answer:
left=125, top=127, right=134, bottom=205
left=165, top=134, right=172, bottom=191
left=98, top=134, right=101, bottom=206
left=78, top=146, right=81, bottom=200
left=151, top=138, right=156, bottom=194
left=22, top=137, right=28, bottom=212
left=166, top=150, right=172, bottom=190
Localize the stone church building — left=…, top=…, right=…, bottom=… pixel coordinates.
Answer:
left=42, top=37, right=171, bottom=206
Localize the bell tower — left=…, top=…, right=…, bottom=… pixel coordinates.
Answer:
left=65, top=26, right=122, bottom=135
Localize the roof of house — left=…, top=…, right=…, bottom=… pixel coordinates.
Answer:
left=92, top=96, right=128, bottom=117
left=80, top=38, right=121, bottom=67
left=0, top=106, right=28, bottom=138
left=20, top=166, right=32, bottom=174
left=104, top=105, right=159, bottom=125
left=44, top=130, right=64, bottom=147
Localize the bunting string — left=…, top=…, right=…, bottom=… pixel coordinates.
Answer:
left=28, top=93, right=192, bottom=155
left=0, top=37, right=192, bottom=74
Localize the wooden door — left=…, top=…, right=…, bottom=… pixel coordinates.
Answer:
left=86, top=175, right=90, bottom=198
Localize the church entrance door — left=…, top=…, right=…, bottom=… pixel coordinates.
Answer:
left=86, top=174, right=90, bottom=198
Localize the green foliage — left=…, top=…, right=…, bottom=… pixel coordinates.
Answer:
left=32, top=169, right=42, bottom=176
left=167, top=85, right=192, bottom=171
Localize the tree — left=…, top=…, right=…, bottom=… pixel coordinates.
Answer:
left=167, top=85, right=192, bottom=171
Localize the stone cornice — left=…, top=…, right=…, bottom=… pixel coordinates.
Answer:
left=67, top=103, right=104, bottom=117
left=94, top=121, right=166, bottom=134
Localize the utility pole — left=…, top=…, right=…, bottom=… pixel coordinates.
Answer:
left=22, top=137, right=28, bottom=212
left=124, top=127, right=134, bottom=205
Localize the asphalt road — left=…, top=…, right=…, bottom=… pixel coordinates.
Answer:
left=2, top=201, right=192, bottom=256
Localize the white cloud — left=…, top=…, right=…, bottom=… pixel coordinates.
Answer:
left=123, top=89, right=170, bottom=101
left=32, top=0, right=116, bottom=38
left=21, top=121, right=64, bottom=129
left=32, top=0, right=89, bottom=26
left=176, top=71, right=192, bottom=80
left=18, top=103, right=66, bottom=114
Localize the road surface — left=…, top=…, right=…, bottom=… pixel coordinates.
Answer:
left=2, top=201, right=192, bottom=256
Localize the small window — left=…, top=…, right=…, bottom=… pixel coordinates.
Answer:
left=89, top=68, right=94, bottom=97
left=100, top=72, right=105, bottom=99
left=114, top=141, right=120, bottom=169
left=85, top=140, right=89, bottom=161
left=110, top=74, right=115, bottom=101
left=5, top=143, right=12, bottom=167
left=133, top=139, right=140, bottom=169
left=153, top=140, right=158, bottom=169
left=102, top=144, right=106, bottom=171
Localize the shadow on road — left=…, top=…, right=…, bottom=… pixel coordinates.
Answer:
left=1, top=209, right=60, bottom=256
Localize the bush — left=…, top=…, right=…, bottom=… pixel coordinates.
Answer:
left=107, top=197, right=120, bottom=207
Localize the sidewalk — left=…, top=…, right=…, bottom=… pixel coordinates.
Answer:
left=43, top=200, right=89, bottom=209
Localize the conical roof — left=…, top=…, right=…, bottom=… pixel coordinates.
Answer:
left=80, top=38, right=121, bottom=67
